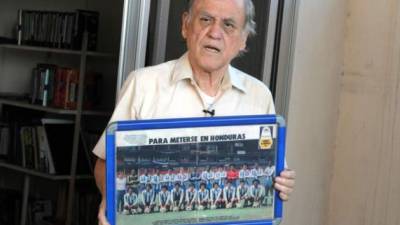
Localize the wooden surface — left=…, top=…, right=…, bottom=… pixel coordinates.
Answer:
left=328, top=0, right=400, bottom=225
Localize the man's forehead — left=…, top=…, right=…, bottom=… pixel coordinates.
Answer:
left=192, top=0, right=246, bottom=20
left=198, top=10, right=238, bottom=23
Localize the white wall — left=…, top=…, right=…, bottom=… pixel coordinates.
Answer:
left=282, top=0, right=345, bottom=224
left=328, top=0, right=400, bottom=224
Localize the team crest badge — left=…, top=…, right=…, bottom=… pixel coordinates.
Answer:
left=259, top=126, right=273, bottom=150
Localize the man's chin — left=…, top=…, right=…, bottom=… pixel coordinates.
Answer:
left=198, top=61, right=227, bottom=74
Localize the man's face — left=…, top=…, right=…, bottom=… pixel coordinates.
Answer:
left=182, top=0, right=248, bottom=74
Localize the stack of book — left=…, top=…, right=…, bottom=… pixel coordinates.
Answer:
left=17, top=9, right=99, bottom=50
left=5, top=118, right=93, bottom=175
left=31, top=64, right=102, bottom=110
left=0, top=123, right=10, bottom=160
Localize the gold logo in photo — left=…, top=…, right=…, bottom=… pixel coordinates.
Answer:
left=259, top=127, right=273, bottom=150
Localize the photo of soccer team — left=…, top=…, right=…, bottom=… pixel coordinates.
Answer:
left=114, top=126, right=278, bottom=224
left=115, top=162, right=275, bottom=215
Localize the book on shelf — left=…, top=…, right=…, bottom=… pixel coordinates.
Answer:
left=52, top=68, right=77, bottom=109
left=36, top=125, right=56, bottom=174
left=0, top=124, right=10, bottom=159
left=8, top=121, right=23, bottom=166
left=73, top=10, right=99, bottom=51
left=30, top=64, right=102, bottom=110
left=66, top=69, right=79, bottom=110
left=31, top=64, right=57, bottom=107
left=16, top=9, right=98, bottom=50
left=20, top=126, right=38, bottom=169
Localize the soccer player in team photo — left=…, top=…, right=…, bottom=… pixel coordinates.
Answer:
left=223, top=181, right=237, bottom=208
left=209, top=182, right=224, bottom=209
left=157, top=185, right=171, bottom=213
left=185, top=183, right=198, bottom=211
left=237, top=179, right=250, bottom=208
left=139, top=184, right=155, bottom=214
left=249, top=179, right=265, bottom=208
left=171, top=182, right=185, bottom=212
left=114, top=162, right=279, bottom=225
left=123, top=187, right=139, bottom=215
left=197, top=182, right=209, bottom=210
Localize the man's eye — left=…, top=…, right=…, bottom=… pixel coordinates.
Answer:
left=200, top=17, right=211, bottom=23
left=224, top=22, right=235, bottom=29
left=223, top=22, right=236, bottom=33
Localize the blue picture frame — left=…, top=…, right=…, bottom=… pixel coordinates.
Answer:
left=106, top=115, right=286, bottom=225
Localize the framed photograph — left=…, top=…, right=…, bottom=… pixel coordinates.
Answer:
left=106, top=115, right=286, bottom=225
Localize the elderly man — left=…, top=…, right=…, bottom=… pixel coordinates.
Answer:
left=94, top=0, right=295, bottom=224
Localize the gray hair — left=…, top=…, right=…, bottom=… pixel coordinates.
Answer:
left=187, top=0, right=256, bottom=37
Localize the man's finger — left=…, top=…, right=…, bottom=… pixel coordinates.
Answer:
left=98, top=213, right=110, bottom=225
left=274, top=182, right=293, bottom=195
left=98, top=209, right=110, bottom=225
left=279, top=192, right=289, bottom=201
left=275, top=176, right=295, bottom=188
left=98, top=200, right=110, bottom=225
left=280, top=169, right=296, bottom=179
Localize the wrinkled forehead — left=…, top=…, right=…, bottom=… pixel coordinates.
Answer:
left=191, top=0, right=246, bottom=23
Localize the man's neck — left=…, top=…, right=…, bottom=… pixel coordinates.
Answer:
left=191, top=66, right=228, bottom=97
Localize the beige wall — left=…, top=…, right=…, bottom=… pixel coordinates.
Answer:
left=282, top=0, right=345, bottom=225
left=328, top=0, right=400, bottom=225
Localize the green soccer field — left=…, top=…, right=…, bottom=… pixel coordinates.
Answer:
left=117, top=206, right=273, bottom=225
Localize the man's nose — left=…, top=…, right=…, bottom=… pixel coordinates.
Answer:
left=207, top=22, right=223, bottom=39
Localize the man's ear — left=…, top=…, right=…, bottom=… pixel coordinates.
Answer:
left=181, top=12, right=189, bottom=39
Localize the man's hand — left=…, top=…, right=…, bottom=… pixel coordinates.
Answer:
left=98, top=197, right=110, bottom=225
left=274, top=169, right=296, bottom=201
left=94, top=159, right=110, bottom=225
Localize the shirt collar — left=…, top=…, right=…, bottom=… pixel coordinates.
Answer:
left=171, top=52, right=247, bottom=93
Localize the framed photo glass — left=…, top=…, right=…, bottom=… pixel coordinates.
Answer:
left=106, top=115, right=286, bottom=225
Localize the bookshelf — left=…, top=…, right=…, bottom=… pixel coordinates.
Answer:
left=0, top=3, right=121, bottom=225
left=0, top=99, right=111, bottom=116
left=0, top=44, right=117, bottom=58
left=0, top=162, right=93, bottom=180
left=0, top=33, right=103, bottom=225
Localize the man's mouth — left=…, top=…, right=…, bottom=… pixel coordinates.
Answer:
left=204, top=45, right=221, bottom=53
